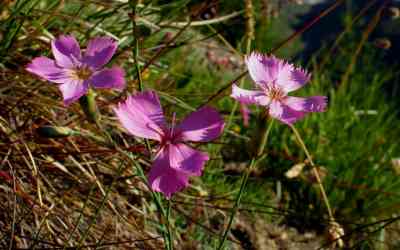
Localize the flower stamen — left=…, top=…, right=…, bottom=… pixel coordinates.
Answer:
left=266, top=85, right=285, bottom=101
left=69, top=66, right=92, bottom=81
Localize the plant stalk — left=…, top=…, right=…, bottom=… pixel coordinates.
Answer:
left=129, top=2, right=172, bottom=248
left=217, top=119, right=273, bottom=250
left=289, top=124, right=335, bottom=222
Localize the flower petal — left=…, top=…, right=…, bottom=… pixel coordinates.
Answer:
left=245, top=52, right=282, bottom=89
left=90, top=66, right=125, bottom=90
left=83, top=37, right=118, bottom=69
left=51, top=35, right=81, bottom=68
left=58, top=80, right=88, bottom=106
left=26, top=57, right=71, bottom=84
left=283, top=96, right=327, bottom=113
left=113, top=91, right=166, bottom=141
left=168, top=143, right=209, bottom=176
left=269, top=100, right=305, bottom=125
left=246, top=52, right=311, bottom=93
left=176, top=107, right=224, bottom=142
left=148, top=149, right=189, bottom=198
left=269, top=100, right=283, bottom=119
left=231, top=84, right=270, bottom=106
left=276, top=65, right=310, bottom=93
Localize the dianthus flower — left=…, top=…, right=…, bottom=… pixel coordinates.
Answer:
left=27, top=35, right=125, bottom=105
left=231, top=52, right=327, bottom=124
left=114, top=91, right=224, bottom=198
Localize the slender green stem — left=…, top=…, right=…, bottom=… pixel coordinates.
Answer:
left=76, top=161, right=126, bottom=249
left=217, top=168, right=261, bottom=248
left=339, top=0, right=387, bottom=90
left=62, top=184, right=96, bottom=250
left=129, top=0, right=152, bottom=156
left=166, top=200, right=173, bottom=250
left=218, top=2, right=257, bottom=248
left=221, top=0, right=254, bottom=132
left=79, top=89, right=98, bottom=123
left=217, top=120, right=273, bottom=250
left=128, top=3, right=172, bottom=249
left=207, top=24, right=243, bottom=131
left=124, top=151, right=172, bottom=250
left=257, top=118, right=274, bottom=157
left=162, top=11, right=243, bottom=27
left=289, top=124, right=335, bottom=222
left=318, top=0, right=379, bottom=71
left=206, top=25, right=239, bottom=57
left=217, top=158, right=255, bottom=250
left=131, top=3, right=144, bottom=92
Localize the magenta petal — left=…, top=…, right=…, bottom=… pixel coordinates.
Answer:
left=176, top=107, right=224, bottom=142
left=269, top=100, right=305, bottom=125
left=246, top=52, right=311, bottom=93
left=278, top=66, right=310, bottom=93
left=51, top=35, right=81, bottom=68
left=113, top=91, right=166, bottom=141
left=303, top=96, right=327, bottom=112
left=284, top=96, right=327, bottom=113
left=26, top=57, right=71, bottom=84
left=90, top=66, right=125, bottom=90
left=269, top=101, right=283, bottom=119
left=58, top=80, right=88, bottom=106
left=283, top=97, right=306, bottom=111
left=168, top=143, right=209, bottom=176
left=148, top=149, right=189, bottom=198
left=231, top=84, right=270, bottom=106
left=245, top=52, right=272, bottom=88
left=83, top=37, right=118, bottom=69
left=245, top=52, right=291, bottom=89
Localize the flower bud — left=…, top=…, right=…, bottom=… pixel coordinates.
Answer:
left=36, top=126, right=74, bottom=138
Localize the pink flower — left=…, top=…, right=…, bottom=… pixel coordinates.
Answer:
left=231, top=52, right=327, bottom=125
left=26, top=35, right=125, bottom=105
left=114, top=91, right=224, bottom=198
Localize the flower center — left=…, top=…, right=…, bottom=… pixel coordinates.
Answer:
left=160, top=134, right=178, bottom=149
left=70, top=66, right=92, bottom=81
left=266, top=85, right=285, bottom=101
